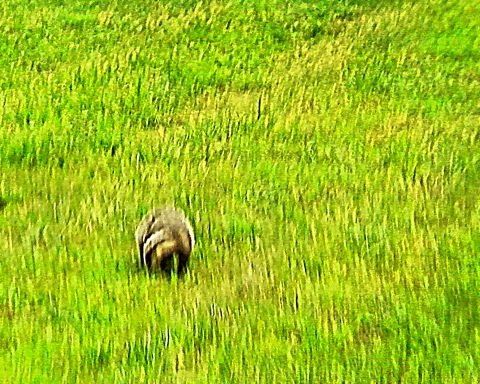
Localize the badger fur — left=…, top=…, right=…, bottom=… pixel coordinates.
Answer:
left=136, top=206, right=195, bottom=275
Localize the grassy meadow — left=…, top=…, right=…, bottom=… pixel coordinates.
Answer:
left=1, top=0, right=480, bottom=382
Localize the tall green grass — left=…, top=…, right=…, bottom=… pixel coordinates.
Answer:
left=1, top=0, right=479, bottom=382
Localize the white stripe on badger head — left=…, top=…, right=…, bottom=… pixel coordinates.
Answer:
left=143, top=230, right=166, bottom=256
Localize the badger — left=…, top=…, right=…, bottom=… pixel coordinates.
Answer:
left=135, top=206, right=195, bottom=275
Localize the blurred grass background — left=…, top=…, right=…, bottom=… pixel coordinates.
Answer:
left=0, top=0, right=479, bottom=382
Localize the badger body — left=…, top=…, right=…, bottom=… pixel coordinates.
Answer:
left=136, top=206, right=195, bottom=275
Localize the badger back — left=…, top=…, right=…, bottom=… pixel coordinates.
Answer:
left=136, top=207, right=195, bottom=261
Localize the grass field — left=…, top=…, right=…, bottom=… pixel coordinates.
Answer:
left=1, top=0, right=479, bottom=382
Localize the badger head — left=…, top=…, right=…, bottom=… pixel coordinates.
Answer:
left=143, top=229, right=177, bottom=268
